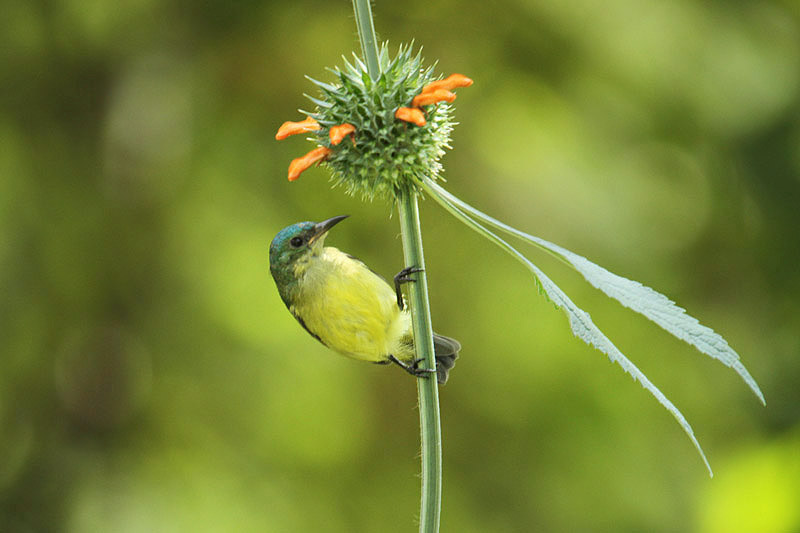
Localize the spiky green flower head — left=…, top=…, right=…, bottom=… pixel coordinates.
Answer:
left=277, top=44, right=472, bottom=202
left=309, top=44, right=452, bottom=200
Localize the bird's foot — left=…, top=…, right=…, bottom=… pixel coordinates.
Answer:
left=393, top=266, right=424, bottom=310
left=388, top=354, right=436, bottom=379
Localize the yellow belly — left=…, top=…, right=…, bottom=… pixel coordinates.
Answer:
left=291, top=247, right=414, bottom=363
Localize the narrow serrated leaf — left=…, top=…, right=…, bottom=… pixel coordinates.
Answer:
left=422, top=179, right=713, bottom=475
left=428, top=181, right=765, bottom=406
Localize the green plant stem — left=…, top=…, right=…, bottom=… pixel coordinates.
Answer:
left=350, top=1, right=442, bottom=529
left=352, top=0, right=380, bottom=80
left=397, top=189, right=442, bottom=533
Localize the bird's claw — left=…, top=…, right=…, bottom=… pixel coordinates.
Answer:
left=395, top=266, right=424, bottom=283
left=394, top=266, right=424, bottom=310
left=410, top=357, right=437, bottom=377
left=388, top=354, right=436, bottom=379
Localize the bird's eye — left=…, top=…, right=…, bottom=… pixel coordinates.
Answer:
left=289, top=236, right=304, bottom=248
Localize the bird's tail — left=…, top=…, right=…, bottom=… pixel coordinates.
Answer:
left=433, top=333, right=461, bottom=385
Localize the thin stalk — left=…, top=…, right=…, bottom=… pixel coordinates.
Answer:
left=352, top=0, right=380, bottom=79
left=397, top=189, right=442, bottom=533
left=350, top=0, right=443, bottom=531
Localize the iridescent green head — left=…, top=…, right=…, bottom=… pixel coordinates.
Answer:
left=269, top=215, right=349, bottom=302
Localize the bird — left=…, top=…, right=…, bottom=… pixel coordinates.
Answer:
left=269, top=215, right=460, bottom=384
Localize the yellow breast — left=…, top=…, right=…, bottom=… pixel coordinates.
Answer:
left=291, top=247, right=413, bottom=363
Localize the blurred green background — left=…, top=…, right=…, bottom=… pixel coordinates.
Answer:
left=2, top=0, right=799, bottom=531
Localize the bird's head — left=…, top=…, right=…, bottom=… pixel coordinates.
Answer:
left=269, top=215, right=349, bottom=274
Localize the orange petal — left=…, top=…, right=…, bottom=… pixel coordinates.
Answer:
left=329, top=123, right=356, bottom=145
left=287, top=147, right=332, bottom=181
left=395, top=107, right=427, bottom=127
left=276, top=116, right=321, bottom=140
left=412, top=89, right=456, bottom=107
left=422, top=73, right=474, bottom=94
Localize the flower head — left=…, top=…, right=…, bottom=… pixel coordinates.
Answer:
left=275, top=44, right=471, bottom=200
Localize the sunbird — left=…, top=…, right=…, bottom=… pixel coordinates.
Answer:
left=269, top=215, right=460, bottom=384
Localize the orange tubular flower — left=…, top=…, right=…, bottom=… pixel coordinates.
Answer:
left=395, top=107, right=427, bottom=127
left=275, top=116, right=321, bottom=140
left=329, top=123, right=356, bottom=145
left=421, top=73, right=474, bottom=94
left=396, top=73, right=472, bottom=128
left=287, top=147, right=332, bottom=181
left=412, top=89, right=456, bottom=107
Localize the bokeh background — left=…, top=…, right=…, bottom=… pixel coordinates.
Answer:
left=2, top=0, right=799, bottom=531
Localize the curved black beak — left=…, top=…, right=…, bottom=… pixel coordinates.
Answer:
left=310, top=215, right=349, bottom=243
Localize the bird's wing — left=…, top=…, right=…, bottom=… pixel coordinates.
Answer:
left=291, top=311, right=328, bottom=347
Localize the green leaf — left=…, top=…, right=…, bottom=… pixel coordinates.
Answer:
left=427, top=181, right=765, bottom=406
left=532, top=261, right=714, bottom=476
left=533, top=242, right=765, bottom=405
left=422, top=179, right=714, bottom=476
